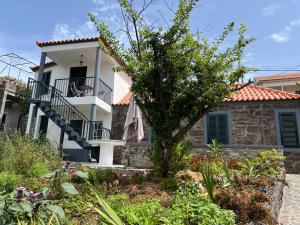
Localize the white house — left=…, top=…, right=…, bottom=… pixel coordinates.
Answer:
left=26, top=37, right=131, bottom=165
left=254, top=73, right=300, bottom=94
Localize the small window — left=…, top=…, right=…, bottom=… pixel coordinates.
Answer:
left=207, top=113, right=229, bottom=144
left=279, top=112, right=299, bottom=148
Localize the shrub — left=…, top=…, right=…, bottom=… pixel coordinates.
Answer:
left=163, top=192, right=235, bottom=225
left=214, top=187, right=272, bottom=224
left=0, top=172, right=23, bottom=192
left=26, top=162, right=49, bottom=178
left=0, top=188, right=65, bottom=224
left=0, top=130, right=61, bottom=175
left=200, top=162, right=217, bottom=201
left=239, top=149, right=284, bottom=180
left=130, top=171, right=146, bottom=185
left=207, top=139, right=222, bottom=157
left=118, top=200, right=163, bottom=225
left=169, top=141, right=192, bottom=175
left=88, top=168, right=119, bottom=184
left=161, top=177, right=179, bottom=192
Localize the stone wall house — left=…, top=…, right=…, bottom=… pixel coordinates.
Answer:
left=112, top=85, right=300, bottom=172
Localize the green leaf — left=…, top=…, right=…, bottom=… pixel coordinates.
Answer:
left=20, top=201, right=33, bottom=213
left=42, top=187, right=51, bottom=198
left=61, top=183, right=79, bottom=195
left=41, top=171, right=56, bottom=178
left=46, top=204, right=65, bottom=218
left=75, top=171, right=89, bottom=179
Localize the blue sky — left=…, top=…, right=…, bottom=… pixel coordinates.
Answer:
left=0, top=0, right=300, bottom=80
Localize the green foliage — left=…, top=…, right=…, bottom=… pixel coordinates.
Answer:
left=220, top=159, right=233, bottom=188
left=169, top=140, right=192, bottom=175
left=118, top=200, right=163, bottom=225
left=200, top=162, right=217, bottom=201
left=148, top=133, right=164, bottom=173
left=161, top=178, right=179, bottom=192
left=163, top=192, right=235, bottom=225
left=0, top=130, right=61, bottom=175
left=90, top=0, right=254, bottom=175
left=26, top=162, right=49, bottom=178
left=208, top=139, right=221, bottom=158
left=107, top=183, right=235, bottom=225
left=13, top=80, right=30, bottom=113
left=0, top=190, right=65, bottom=224
left=88, top=168, right=118, bottom=184
left=88, top=188, right=125, bottom=225
left=61, top=195, right=92, bottom=222
left=0, top=172, right=23, bottom=192
left=239, top=149, right=284, bottom=180
left=42, top=169, right=79, bottom=198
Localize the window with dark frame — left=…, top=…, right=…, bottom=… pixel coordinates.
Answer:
left=207, top=113, right=229, bottom=144
left=279, top=112, right=300, bottom=148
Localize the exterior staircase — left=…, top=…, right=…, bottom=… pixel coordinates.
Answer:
left=26, top=78, right=111, bottom=150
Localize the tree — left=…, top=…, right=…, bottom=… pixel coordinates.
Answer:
left=90, top=0, right=254, bottom=177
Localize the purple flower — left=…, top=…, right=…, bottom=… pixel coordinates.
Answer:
left=28, top=191, right=43, bottom=203
left=16, top=187, right=26, bottom=198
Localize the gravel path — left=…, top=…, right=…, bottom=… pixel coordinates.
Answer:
left=279, top=174, right=300, bottom=225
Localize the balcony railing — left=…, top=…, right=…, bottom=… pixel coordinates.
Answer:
left=54, top=76, right=113, bottom=105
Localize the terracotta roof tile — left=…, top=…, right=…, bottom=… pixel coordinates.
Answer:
left=36, top=36, right=125, bottom=66
left=224, top=84, right=300, bottom=102
left=115, top=84, right=300, bottom=105
left=30, top=61, right=57, bottom=72
left=36, top=37, right=99, bottom=47
left=254, top=73, right=300, bottom=82
left=116, top=92, right=132, bottom=105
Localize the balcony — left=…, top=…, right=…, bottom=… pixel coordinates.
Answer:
left=54, top=77, right=112, bottom=105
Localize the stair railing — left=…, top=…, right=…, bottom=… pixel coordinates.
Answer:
left=27, top=78, right=111, bottom=141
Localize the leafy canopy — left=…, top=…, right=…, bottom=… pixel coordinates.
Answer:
left=90, top=0, right=254, bottom=174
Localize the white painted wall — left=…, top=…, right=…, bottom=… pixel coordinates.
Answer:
left=29, top=46, right=129, bottom=152
left=113, top=71, right=132, bottom=104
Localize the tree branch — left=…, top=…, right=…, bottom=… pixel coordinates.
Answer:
left=172, top=107, right=211, bottom=144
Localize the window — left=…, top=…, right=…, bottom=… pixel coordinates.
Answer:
left=207, top=113, right=229, bottom=144
left=278, top=112, right=299, bottom=148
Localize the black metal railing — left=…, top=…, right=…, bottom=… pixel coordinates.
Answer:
left=54, top=76, right=113, bottom=105
left=27, top=78, right=111, bottom=141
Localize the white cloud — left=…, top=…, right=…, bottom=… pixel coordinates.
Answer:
left=270, top=32, right=289, bottom=43
left=261, top=4, right=283, bottom=16
left=270, top=17, right=300, bottom=43
left=52, top=0, right=123, bottom=41
left=52, top=24, right=74, bottom=40
left=52, top=21, right=98, bottom=40
left=290, top=19, right=300, bottom=26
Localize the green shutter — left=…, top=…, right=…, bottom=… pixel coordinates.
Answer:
left=207, top=114, right=229, bottom=144
left=279, top=112, right=299, bottom=148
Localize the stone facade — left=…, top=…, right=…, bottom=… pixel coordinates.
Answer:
left=112, top=100, right=300, bottom=169
left=186, top=100, right=300, bottom=145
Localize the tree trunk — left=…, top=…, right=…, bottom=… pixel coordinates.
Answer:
left=161, top=144, right=173, bottom=177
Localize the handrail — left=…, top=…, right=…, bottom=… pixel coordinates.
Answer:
left=54, top=76, right=113, bottom=105
left=30, top=78, right=90, bottom=122
left=55, top=76, right=112, bottom=91
left=27, top=78, right=110, bottom=140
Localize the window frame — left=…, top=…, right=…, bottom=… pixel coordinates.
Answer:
left=275, top=109, right=300, bottom=151
left=204, top=111, right=232, bottom=145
